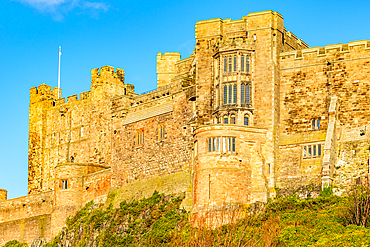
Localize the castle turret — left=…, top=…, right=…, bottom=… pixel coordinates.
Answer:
left=51, top=163, right=108, bottom=236
left=28, top=84, right=60, bottom=194
left=192, top=125, right=268, bottom=226
left=157, top=52, right=181, bottom=89
left=90, top=66, right=128, bottom=165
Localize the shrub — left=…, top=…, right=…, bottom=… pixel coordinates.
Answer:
left=4, top=240, right=27, bottom=247
left=342, top=185, right=370, bottom=227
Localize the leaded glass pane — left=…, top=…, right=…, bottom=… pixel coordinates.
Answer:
left=245, top=84, right=250, bottom=104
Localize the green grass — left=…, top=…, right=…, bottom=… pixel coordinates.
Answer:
left=6, top=189, right=370, bottom=246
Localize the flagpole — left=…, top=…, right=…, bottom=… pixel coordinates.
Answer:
left=58, top=46, right=61, bottom=99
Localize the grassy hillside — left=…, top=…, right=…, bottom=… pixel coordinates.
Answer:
left=6, top=187, right=370, bottom=246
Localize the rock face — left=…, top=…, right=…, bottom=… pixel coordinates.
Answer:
left=2, top=9, right=370, bottom=246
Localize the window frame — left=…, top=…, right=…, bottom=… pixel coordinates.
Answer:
left=228, top=56, right=232, bottom=72
left=244, top=116, right=249, bottom=126
left=136, top=128, right=145, bottom=146
left=302, top=143, right=323, bottom=159
left=158, top=123, right=165, bottom=140
left=233, top=55, right=237, bottom=72
left=208, top=136, right=236, bottom=153
left=241, top=82, right=251, bottom=104
left=62, top=180, right=68, bottom=190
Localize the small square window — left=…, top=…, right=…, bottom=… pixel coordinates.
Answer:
left=62, top=180, right=68, bottom=190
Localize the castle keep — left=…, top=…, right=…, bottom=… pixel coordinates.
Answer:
left=1, top=10, right=370, bottom=245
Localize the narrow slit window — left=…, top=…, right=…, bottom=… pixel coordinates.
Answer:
left=303, top=146, right=307, bottom=158
left=208, top=138, right=212, bottom=152
left=241, top=55, right=245, bottom=72
left=216, top=137, right=220, bottom=152
left=223, top=137, right=227, bottom=152
left=313, top=145, right=317, bottom=156
left=308, top=145, right=312, bottom=157
left=318, top=144, right=322, bottom=156
left=317, top=119, right=321, bottom=129
left=158, top=124, right=165, bottom=140
left=212, top=137, right=216, bottom=152
left=312, top=119, right=316, bottom=130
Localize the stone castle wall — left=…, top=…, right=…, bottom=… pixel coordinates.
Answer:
left=0, top=191, right=53, bottom=246
left=3, top=10, right=370, bottom=246
left=278, top=40, right=370, bottom=194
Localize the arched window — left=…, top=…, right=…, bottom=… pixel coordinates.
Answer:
left=228, top=56, right=232, bottom=72
left=233, top=55, right=237, bottom=72
left=246, top=56, right=250, bottom=72
left=223, top=116, right=229, bottom=124
left=244, top=116, right=249, bottom=126
left=241, top=55, right=245, bottom=72
left=231, top=115, right=236, bottom=124
left=224, top=57, right=227, bottom=73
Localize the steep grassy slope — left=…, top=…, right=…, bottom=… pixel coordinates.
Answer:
left=6, top=189, right=370, bottom=246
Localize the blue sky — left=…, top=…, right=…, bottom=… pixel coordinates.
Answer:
left=0, top=0, right=369, bottom=199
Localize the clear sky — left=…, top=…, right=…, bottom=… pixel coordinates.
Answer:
left=0, top=0, right=369, bottom=199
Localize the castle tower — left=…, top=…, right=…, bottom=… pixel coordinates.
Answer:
left=51, top=163, right=85, bottom=236
left=28, top=84, right=60, bottom=194
left=90, top=66, right=127, bottom=165
left=191, top=11, right=308, bottom=217
left=157, top=52, right=181, bottom=89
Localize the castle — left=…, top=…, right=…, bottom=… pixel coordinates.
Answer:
left=1, top=10, right=370, bottom=245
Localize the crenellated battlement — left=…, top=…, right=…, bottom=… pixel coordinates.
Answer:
left=30, top=84, right=61, bottom=104
left=282, top=29, right=309, bottom=51
left=50, top=91, right=91, bottom=108
left=280, top=40, right=370, bottom=62
left=91, top=66, right=125, bottom=83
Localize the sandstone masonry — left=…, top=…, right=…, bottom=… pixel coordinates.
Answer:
left=1, top=10, right=370, bottom=245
